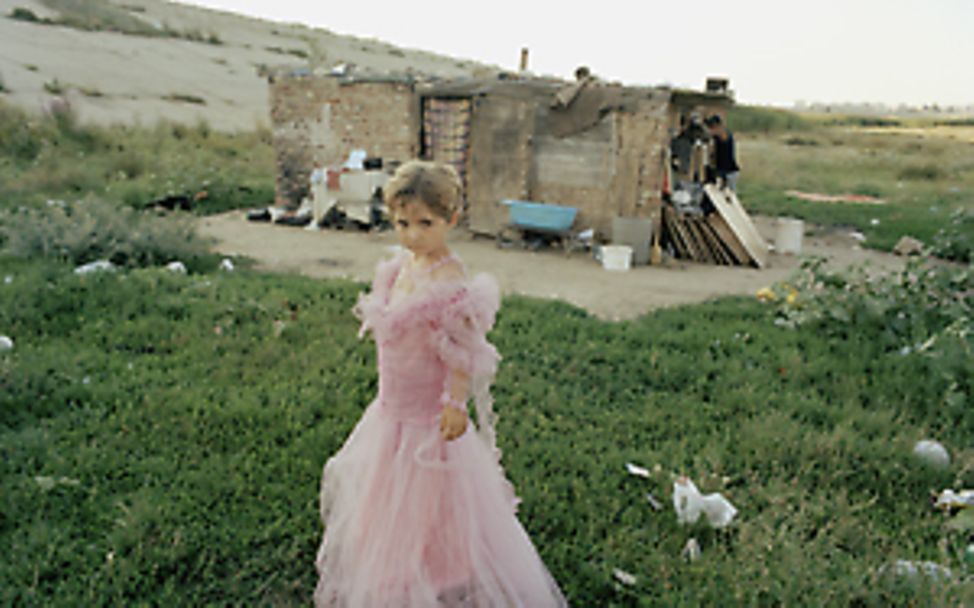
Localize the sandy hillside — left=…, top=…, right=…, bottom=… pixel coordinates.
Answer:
left=0, top=0, right=490, bottom=130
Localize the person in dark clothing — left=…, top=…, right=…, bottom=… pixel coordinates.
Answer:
left=705, top=114, right=740, bottom=191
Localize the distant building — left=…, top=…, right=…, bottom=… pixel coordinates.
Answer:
left=266, top=68, right=732, bottom=237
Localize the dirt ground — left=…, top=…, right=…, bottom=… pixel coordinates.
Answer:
left=198, top=213, right=906, bottom=320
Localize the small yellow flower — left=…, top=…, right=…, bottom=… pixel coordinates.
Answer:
left=756, top=287, right=777, bottom=302
left=786, top=289, right=799, bottom=306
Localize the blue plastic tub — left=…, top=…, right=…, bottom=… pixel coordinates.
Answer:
left=501, top=199, right=578, bottom=232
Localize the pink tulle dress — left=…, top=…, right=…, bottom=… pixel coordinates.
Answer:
left=314, top=251, right=567, bottom=607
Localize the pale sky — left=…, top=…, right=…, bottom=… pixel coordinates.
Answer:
left=181, top=0, right=972, bottom=108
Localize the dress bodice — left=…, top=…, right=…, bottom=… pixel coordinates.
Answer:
left=353, top=253, right=502, bottom=427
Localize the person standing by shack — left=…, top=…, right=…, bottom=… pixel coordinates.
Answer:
left=705, top=114, right=740, bottom=191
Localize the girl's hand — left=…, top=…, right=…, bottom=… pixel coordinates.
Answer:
left=440, top=405, right=468, bottom=441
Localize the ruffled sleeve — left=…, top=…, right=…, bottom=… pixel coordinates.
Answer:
left=430, top=273, right=502, bottom=380
left=430, top=273, right=509, bottom=469
left=352, top=254, right=403, bottom=339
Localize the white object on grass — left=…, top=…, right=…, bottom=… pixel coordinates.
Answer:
left=673, top=476, right=738, bottom=528
left=34, top=476, right=80, bottom=491
left=219, top=258, right=235, bottom=272
left=74, top=260, right=116, bottom=275
left=625, top=462, right=650, bottom=479
left=0, top=335, right=12, bottom=351
left=612, top=568, right=637, bottom=586
left=933, top=489, right=974, bottom=511
left=3, top=275, right=11, bottom=284
left=166, top=261, right=187, bottom=274
left=681, top=538, right=701, bottom=562
left=884, top=560, right=952, bottom=581
left=913, top=440, right=950, bottom=468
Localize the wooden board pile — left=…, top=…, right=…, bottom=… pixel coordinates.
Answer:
left=661, top=185, right=769, bottom=268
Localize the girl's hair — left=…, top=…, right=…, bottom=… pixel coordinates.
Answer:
left=383, top=160, right=462, bottom=220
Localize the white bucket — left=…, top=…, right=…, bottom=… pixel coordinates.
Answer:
left=601, top=245, right=633, bottom=271
left=775, top=218, right=804, bottom=255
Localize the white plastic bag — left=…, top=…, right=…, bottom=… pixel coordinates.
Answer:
left=673, top=476, right=738, bottom=528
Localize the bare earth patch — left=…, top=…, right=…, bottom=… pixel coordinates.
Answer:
left=198, top=213, right=905, bottom=320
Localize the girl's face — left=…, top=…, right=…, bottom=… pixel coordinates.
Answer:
left=393, top=200, right=457, bottom=257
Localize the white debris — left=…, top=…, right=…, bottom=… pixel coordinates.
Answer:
left=34, top=475, right=80, bottom=491
left=343, top=149, right=367, bottom=170
left=612, top=568, right=637, bottom=586
left=673, top=476, right=738, bottom=528
left=850, top=231, right=866, bottom=242
left=625, top=462, right=651, bottom=479
left=166, top=261, right=187, bottom=274
left=0, top=335, right=12, bottom=351
left=870, top=218, right=881, bottom=226
left=646, top=492, right=663, bottom=511
left=893, top=236, right=925, bottom=256
left=883, top=560, right=952, bottom=582
left=681, top=538, right=701, bottom=562
left=74, top=260, right=116, bottom=275
left=933, top=489, right=974, bottom=511
left=82, top=376, right=90, bottom=385
left=3, top=275, right=11, bottom=284
left=913, top=440, right=950, bottom=468
left=219, top=258, right=235, bottom=272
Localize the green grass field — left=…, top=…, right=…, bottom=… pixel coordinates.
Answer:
left=729, top=106, right=974, bottom=260
left=0, top=99, right=274, bottom=215
left=1, top=257, right=971, bottom=606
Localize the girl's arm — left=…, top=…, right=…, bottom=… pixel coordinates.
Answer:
left=440, top=368, right=470, bottom=441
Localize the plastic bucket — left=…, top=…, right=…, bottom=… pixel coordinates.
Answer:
left=612, top=217, right=653, bottom=266
left=775, top=218, right=804, bottom=255
left=601, top=245, right=633, bottom=271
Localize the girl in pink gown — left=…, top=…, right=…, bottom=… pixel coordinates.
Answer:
left=314, top=161, right=567, bottom=607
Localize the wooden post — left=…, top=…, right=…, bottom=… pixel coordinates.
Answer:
left=519, top=48, right=529, bottom=72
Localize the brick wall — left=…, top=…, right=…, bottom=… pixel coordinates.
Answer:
left=268, top=73, right=419, bottom=206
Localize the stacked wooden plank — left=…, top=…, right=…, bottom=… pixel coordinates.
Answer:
left=661, top=185, right=769, bottom=268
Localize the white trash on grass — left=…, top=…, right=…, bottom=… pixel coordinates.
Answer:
left=0, top=335, right=13, bottom=351
left=612, top=568, right=637, bottom=586
left=219, top=258, right=235, bottom=272
left=34, top=476, right=81, bottom=491
left=681, top=538, right=701, bottom=562
left=166, top=261, right=187, bottom=274
left=673, top=476, right=738, bottom=528
left=913, top=439, right=950, bottom=468
left=933, top=489, right=974, bottom=511
left=625, top=462, right=651, bottom=479
left=881, top=560, right=952, bottom=582
left=74, top=260, right=116, bottom=275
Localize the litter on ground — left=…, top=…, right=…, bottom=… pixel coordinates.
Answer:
left=625, top=462, right=651, bottom=479
left=913, top=439, right=950, bottom=468
left=785, top=190, right=886, bottom=205
left=74, top=260, right=116, bottom=275
left=673, top=476, right=738, bottom=528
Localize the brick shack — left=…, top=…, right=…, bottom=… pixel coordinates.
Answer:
left=267, top=68, right=732, bottom=237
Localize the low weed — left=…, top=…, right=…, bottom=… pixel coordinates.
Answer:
left=0, top=98, right=274, bottom=214
left=0, top=198, right=217, bottom=270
